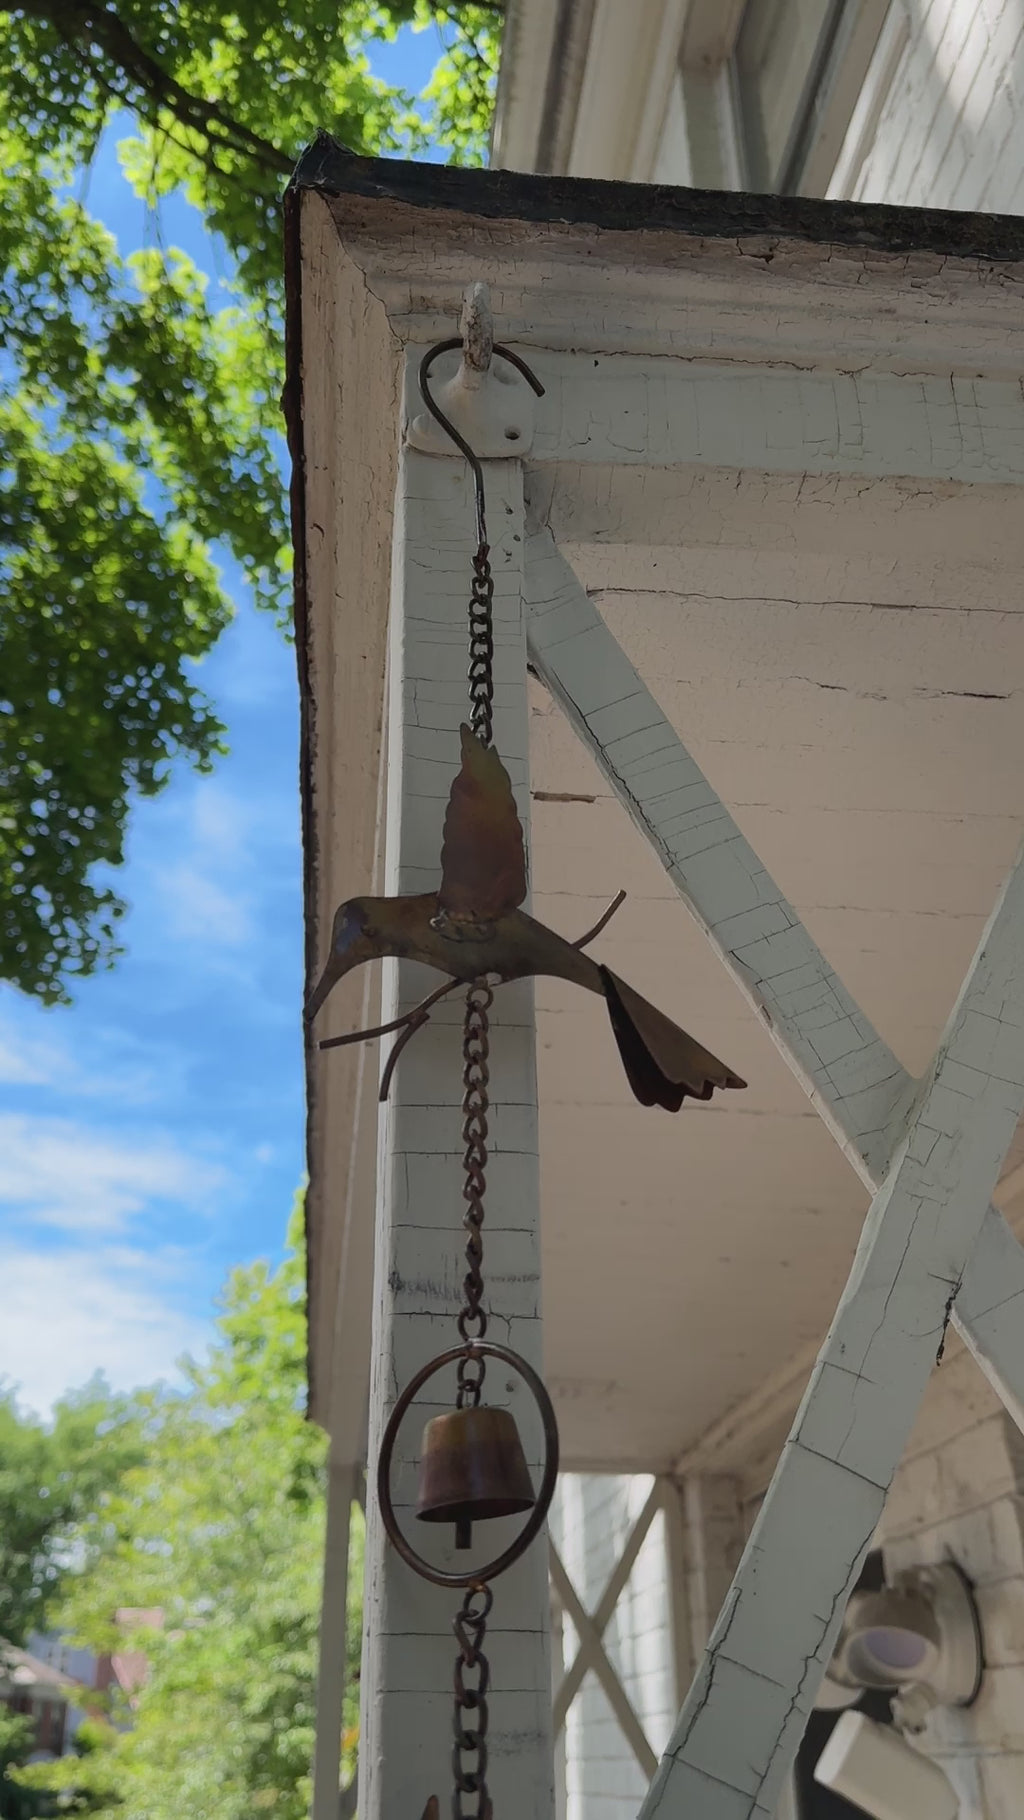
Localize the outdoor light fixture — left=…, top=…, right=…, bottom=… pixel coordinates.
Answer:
left=814, top=1711, right=959, bottom=1820
left=811, top=1563, right=983, bottom=1817
left=826, top=1562, right=982, bottom=1730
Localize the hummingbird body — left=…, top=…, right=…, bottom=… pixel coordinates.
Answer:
left=309, top=894, right=601, bottom=998
left=308, top=728, right=746, bottom=1111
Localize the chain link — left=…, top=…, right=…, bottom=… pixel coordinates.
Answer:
left=452, top=1583, right=493, bottom=1820
left=456, top=981, right=492, bottom=1407
left=411, top=335, right=548, bottom=1820
left=468, top=545, right=495, bottom=749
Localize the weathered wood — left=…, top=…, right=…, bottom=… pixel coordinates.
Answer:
left=527, top=356, right=1024, bottom=484
left=955, top=1207, right=1024, bottom=1435
left=523, top=524, right=1024, bottom=1424
left=360, top=445, right=553, bottom=1820
left=292, top=136, right=1024, bottom=265
left=525, top=525, right=1024, bottom=1810
left=289, top=190, right=396, bottom=1444
left=679, top=1477, right=744, bottom=1664
left=660, top=1477, right=693, bottom=1707
left=636, top=840, right=1024, bottom=1816
left=312, top=1456, right=358, bottom=1820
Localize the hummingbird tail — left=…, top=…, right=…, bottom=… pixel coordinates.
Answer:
left=599, top=967, right=746, bottom=1111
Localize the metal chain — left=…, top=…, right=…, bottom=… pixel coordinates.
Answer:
left=452, top=1583, right=493, bottom=1820
left=456, top=981, right=492, bottom=1408
left=467, top=544, right=495, bottom=749
left=412, top=335, right=549, bottom=1820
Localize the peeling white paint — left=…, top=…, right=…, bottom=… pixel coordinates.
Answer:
left=634, top=834, right=1024, bottom=1815
left=359, top=444, right=553, bottom=1820
left=525, top=525, right=1024, bottom=1815
left=523, top=523, right=1024, bottom=1426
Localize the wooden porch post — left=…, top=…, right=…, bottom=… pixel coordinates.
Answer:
left=312, top=1454, right=358, bottom=1820
left=359, top=441, right=553, bottom=1820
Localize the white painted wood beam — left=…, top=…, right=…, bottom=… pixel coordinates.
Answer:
left=679, top=1477, right=744, bottom=1665
left=636, top=835, right=1024, bottom=1816
left=549, top=1541, right=659, bottom=1780
left=522, top=524, right=1024, bottom=1428
left=312, top=1455, right=358, bottom=1820
left=527, top=357, right=1024, bottom=484
left=660, top=1477, right=694, bottom=1708
left=359, top=446, right=553, bottom=1820
left=953, top=1207, right=1024, bottom=1435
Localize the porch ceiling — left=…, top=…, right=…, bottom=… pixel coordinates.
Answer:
left=287, top=144, right=1024, bottom=1474
left=528, top=471, right=1024, bottom=1468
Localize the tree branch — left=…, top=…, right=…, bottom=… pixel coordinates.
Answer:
left=22, top=0, right=294, bottom=178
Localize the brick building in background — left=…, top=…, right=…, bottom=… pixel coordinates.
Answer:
left=0, top=1640, right=79, bottom=1761
left=484, top=7, right=1024, bottom=1820
left=1, top=1609, right=163, bottom=1770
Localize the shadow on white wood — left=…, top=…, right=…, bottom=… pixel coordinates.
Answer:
left=524, top=526, right=1024, bottom=1816
left=523, top=523, right=1024, bottom=1435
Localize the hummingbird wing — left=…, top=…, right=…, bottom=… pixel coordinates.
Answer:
left=438, top=724, right=527, bottom=921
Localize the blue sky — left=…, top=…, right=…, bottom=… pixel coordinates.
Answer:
left=0, top=21, right=453, bottom=1415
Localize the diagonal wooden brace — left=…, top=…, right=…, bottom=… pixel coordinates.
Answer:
left=524, top=525, right=1024, bottom=1816
left=523, top=523, right=1024, bottom=1429
left=636, top=843, right=1024, bottom=1816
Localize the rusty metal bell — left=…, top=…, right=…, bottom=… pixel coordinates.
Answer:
left=416, top=1406, right=536, bottom=1550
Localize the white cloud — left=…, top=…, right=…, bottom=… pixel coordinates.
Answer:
left=156, top=859, right=254, bottom=947
left=0, top=1113, right=227, bottom=1235
left=0, top=1243, right=211, bottom=1416
left=189, top=779, right=254, bottom=862
left=0, top=1014, right=174, bottom=1108
left=148, top=778, right=274, bottom=950
left=0, top=1027, right=66, bottom=1086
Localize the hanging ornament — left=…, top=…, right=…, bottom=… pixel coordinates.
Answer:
left=305, top=334, right=746, bottom=1109
left=307, top=306, right=749, bottom=1820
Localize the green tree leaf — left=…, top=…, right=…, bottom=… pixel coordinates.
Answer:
left=0, top=2, right=501, bottom=999
left=0, top=1374, right=147, bottom=1644
left=19, top=1200, right=361, bottom=1820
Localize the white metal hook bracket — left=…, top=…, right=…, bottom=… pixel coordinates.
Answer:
left=407, top=283, right=539, bottom=458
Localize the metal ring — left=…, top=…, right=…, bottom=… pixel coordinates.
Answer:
left=377, top=1340, right=560, bottom=1590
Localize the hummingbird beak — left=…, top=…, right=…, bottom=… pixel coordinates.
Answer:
left=305, top=900, right=370, bottom=1023
left=305, top=952, right=347, bottom=1024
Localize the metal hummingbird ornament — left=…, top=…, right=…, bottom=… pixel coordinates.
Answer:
left=305, top=361, right=746, bottom=1113
left=309, top=302, right=747, bottom=1820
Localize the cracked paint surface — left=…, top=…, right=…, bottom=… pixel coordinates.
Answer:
left=360, top=447, right=554, bottom=1820
left=524, top=524, right=1024, bottom=1817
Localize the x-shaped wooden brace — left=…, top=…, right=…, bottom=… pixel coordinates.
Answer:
left=549, top=1480, right=665, bottom=1779
left=525, top=526, right=1024, bottom=1819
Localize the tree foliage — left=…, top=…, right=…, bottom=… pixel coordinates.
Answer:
left=19, top=1206, right=362, bottom=1820
left=0, top=1708, right=51, bottom=1820
left=0, top=1377, right=146, bottom=1646
left=1, top=0, right=501, bottom=1000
